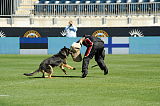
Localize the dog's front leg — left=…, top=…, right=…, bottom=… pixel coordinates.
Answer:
left=63, top=64, right=76, bottom=70
left=60, top=64, right=67, bottom=75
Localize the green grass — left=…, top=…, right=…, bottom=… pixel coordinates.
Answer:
left=0, top=54, right=160, bottom=106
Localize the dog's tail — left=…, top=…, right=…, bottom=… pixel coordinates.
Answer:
left=23, top=69, right=40, bottom=76
left=91, top=64, right=98, bottom=68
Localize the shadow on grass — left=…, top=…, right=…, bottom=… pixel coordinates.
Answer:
left=28, top=75, right=82, bottom=79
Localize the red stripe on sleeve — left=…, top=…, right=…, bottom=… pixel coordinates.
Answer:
left=84, top=38, right=93, bottom=57
left=85, top=38, right=93, bottom=46
left=85, top=46, right=92, bottom=57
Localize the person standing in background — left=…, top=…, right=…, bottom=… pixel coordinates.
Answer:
left=61, top=21, right=77, bottom=37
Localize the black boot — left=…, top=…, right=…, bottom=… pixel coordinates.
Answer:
left=104, top=69, right=108, bottom=75
left=81, top=71, right=88, bottom=78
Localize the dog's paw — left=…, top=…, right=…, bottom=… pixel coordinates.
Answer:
left=73, top=68, right=76, bottom=70
left=47, top=77, right=53, bottom=79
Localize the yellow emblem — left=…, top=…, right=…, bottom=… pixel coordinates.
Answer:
left=23, top=30, right=41, bottom=38
left=92, top=30, right=109, bottom=37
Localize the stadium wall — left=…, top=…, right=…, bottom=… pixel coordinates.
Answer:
left=130, top=37, right=160, bottom=54
left=0, top=16, right=160, bottom=27
left=1, top=27, right=160, bottom=37
left=0, top=37, right=19, bottom=54
left=0, top=37, right=160, bottom=54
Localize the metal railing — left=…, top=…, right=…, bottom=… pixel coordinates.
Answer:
left=0, top=0, right=160, bottom=17
left=33, top=3, right=160, bottom=16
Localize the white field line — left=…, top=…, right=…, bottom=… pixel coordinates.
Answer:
left=0, top=80, right=38, bottom=97
left=0, top=80, right=37, bottom=87
left=0, top=95, right=10, bottom=96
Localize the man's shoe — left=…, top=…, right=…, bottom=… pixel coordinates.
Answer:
left=104, top=69, right=108, bottom=75
left=81, top=72, right=87, bottom=78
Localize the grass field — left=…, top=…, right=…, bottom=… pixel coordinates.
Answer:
left=0, top=54, right=160, bottom=106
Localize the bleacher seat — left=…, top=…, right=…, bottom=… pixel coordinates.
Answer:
left=37, top=0, right=159, bottom=4
left=55, top=0, right=60, bottom=4
left=127, top=0, right=138, bottom=3
left=39, top=0, right=46, bottom=3
left=150, top=0, right=159, bottom=2
left=106, top=0, right=111, bottom=3
left=45, top=1, right=50, bottom=4
left=150, top=0, right=154, bottom=2
left=61, top=0, right=66, bottom=3
left=117, top=0, right=121, bottom=3
left=65, top=1, right=71, bottom=4
left=95, top=0, right=101, bottom=3
left=70, top=0, right=76, bottom=3
left=48, top=0, right=55, bottom=3
left=110, top=0, right=118, bottom=3
left=80, top=0, right=85, bottom=3
left=85, top=0, right=91, bottom=4
left=75, top=1, right=80, bottom=4
left=142, top=0, right=150, bottom=2
left=136, top=0, right=154, bottom=2
left=120, top=0, right=127, bottom=3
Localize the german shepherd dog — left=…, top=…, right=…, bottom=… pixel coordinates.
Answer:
left=23, top=46, right=75, bottom=78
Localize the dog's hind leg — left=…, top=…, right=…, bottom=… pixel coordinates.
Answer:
left=42, top=70, right=45, bottom=78
left=48, top=65, right=53, bottom=78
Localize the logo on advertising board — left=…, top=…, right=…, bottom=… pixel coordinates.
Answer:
left=129, top=29, right=144, bottom=37
left=0, top=30, right=6, bottom=38
left=103, top=37, right=129, bottom=54
left=92, top=30, right=109, bottom=37
left=23, top=30, right=41, bottom=38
